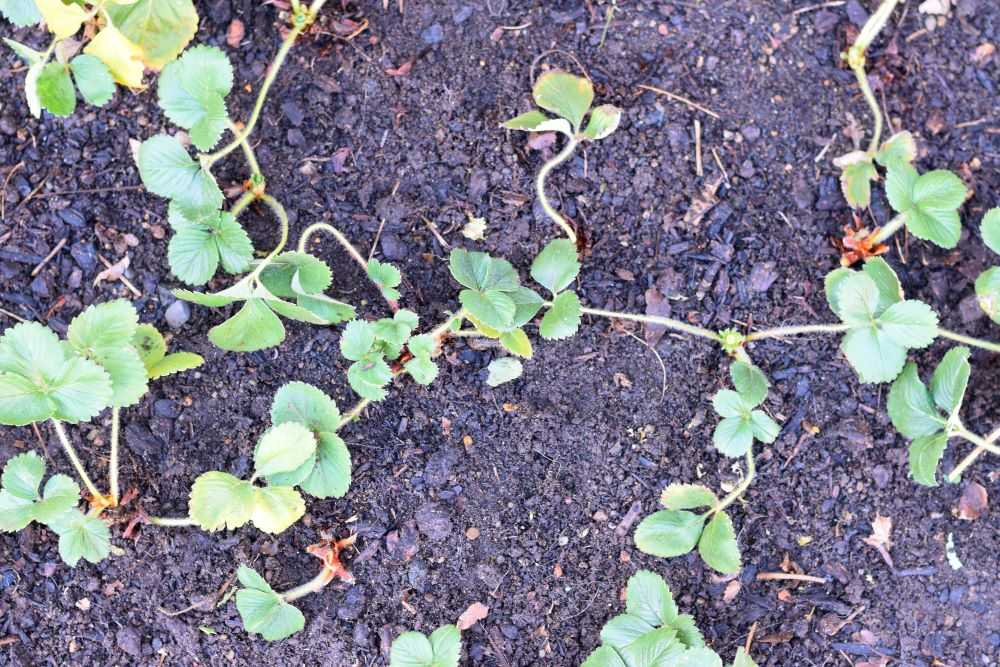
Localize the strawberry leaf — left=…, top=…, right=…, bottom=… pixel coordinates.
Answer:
left=930, top=346, right=970, bottom=415
left=582, top=104, right=622, bottom=141
left=633, top=510, right=704, bottom=558
left=659, top=484, right=718, bottom=511
left=207, top=299, right=286, bottom=352
left=532, top=71, right=593, bottom=132
left=253, top=422, right=317, bottom=478
left=367, top=259, right=402, bottom=302
left=138, top=134, right=223, bottom=214
left=48, top=508, right=110, bottom=567
left=539, top=290, right=581, bottom=340
left=189, top=471, right=254, bottom=531
left=0, top=0, right=41, bottom=27
left=67, top=301, right=147, bottom=407
left=168, top=209, right=253, bottom=285
left=980, top=208, right=1000, bottom=256
left=908, top=432, right=949, bottom=487
left=69, top=55, right=115, bottom=107
left=886, top=165, right=966, bottom=249
left=105, top=0, right=199, bottom=70
left=625, top=570, right=679, bottom=627
left=235, top=565, right=305, bottom=641
left=530, top=239, right=580, bottom=295
left=157, top=45, right=233, bottom=151
left=36, top=62, right=76, bottom=117
left=486, top=357, right=523, bottom=387
left=697, top=511, right=741, bottom=574
left=249, top=485, right=304, bottom=534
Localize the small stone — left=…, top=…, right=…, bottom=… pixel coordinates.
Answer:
left=415, top=502, right=452, bottom=541
left=465, top=527, right=480, bottom=540
left=75, top=598, right=91, bottom=611
left=592, top=510, right=609, bottom=522
left=749, top=262, right=778, bottom=292
left=337, top=585, right=366, bottom=620
left=281, top=101, right=304, bottom=127
left=421, top=23, right=444, bottom=44
left=165, top=300, right=190, bottom=330
left=380, top=233, right=408, bottom=260
left=116, top=627, right=142, bottom=658
left=740, top=125, right=761, bottom=142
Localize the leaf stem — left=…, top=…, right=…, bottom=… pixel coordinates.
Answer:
left=231, top=191, right=256, bottom=218
left=279, top=568, right=333, bottom=603
left=249, top=194, right=290, bottom=279
left=709, top=449, right=756, bottom=516
left=576, top=305, right=720, bottom=342
left=109, top=407, right=121, bottom=507
left=938, top=328, right=1000, bottom=355
left=947, top=425, right=1000, bottom=483
left=536, top=137, right=579, bottom=244
left=745, top=322, right=850, bottom=342
left=228, top=120, right=263, bottom=181
left=297, top=222, right=368, bottom=272
left=846, top=0, right=899, bottom=154
left=146, top=516, right=197, bottom=527
left=867, top=213, right=906, bottom=246
left=50, top=420, right=104, bottom=502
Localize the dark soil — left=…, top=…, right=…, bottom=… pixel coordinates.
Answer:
left=2, top=0, right=999, bottom=665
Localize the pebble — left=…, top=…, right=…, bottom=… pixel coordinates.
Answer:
left=408, top=559, right=428, bottom=592
left=740, top=125, right=760, bottom=142
left=116, top=627, right=142, bottom=658
left=337, top=585, right=366, bottom=620
left=281, top=101, right=304, bottom=127
left=423, top=448, right=456, bottom=487
left=380, top=233, right=408, bottom=260
left=421, top=23, right=444, bottom=44
left=415, top=502, right=452, bottom=541
left=165, top=300, right=190, bottom=330
left=749, top=262, right=778, bottom=292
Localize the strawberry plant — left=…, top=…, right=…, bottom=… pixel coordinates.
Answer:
left=2, top=0, right=198, bottom=118
left=582, top=570, right=757, bottom=667
left=389, top=624, right=463, bottom=667
left=0, top=300, right=203, bottom=564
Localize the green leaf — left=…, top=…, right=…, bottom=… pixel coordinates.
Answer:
left=449, top=249, right=492, bottom=291
left=581, top=646, right=629, bottom=667
left=833, top=272, right=880, bottom=325
left=0, top=321, right=64, bottom=381
left=0, top=0, right=41, bottom=27
left=486, top=357, right=523, bottom=387
left=69, top=55, right=114, bottom=107
left=675, top=647, right=724, bottom=667
left=908, top=432, right=949, bottom=487
left=428, top=625, right=461, bottom=666
left=460, top=289, right=516, bottom=331
left=0, top=374, right=53, bottom=426
left=407, top=334, right=436, bottom=359
left=2, top=451, right=44, bottom=500
left=250, top=485, right=305, bottom=534
left=980, top=208, right=1000, bottom=256
left=672, top=614, right=705, bottom=649
left=600, top=614, right=657, bottom=650
left=711, top=390, right=747, bottom=419
left=530, top=239, right=580, bottom=294
left=389, top=625, right=462, bottom=667
left=131, top=324, right=166, bottom=370
left=208, top=299, right=285, bottom=352
left=539, top=290, right=581, bottom=340
left=532, top=70, right=593, bottom=131
left=271, top=381, right=340, bottom=432
left=404, top=356, right=438, bottom=385
left=698, top=512, right=741, bottom=574
left=33, top=474, right=80, bottom=524
left=887, top=362, right=943, bottom=439
left=259, top=252, right=332, bottom=298
left=875, top=131, right=916, bottom=170
left=300, top=433, right=351, bottom=499
left=841, top=326, right=907, bottom=384
left=373, top=310, right=418, bottom=348
left=0, top=489, right=35, bottom=531
left=169, top=211, right=253, bottom=285
left=67, top=300, right=147, bottom=407
left=975, top=267, right=1000, bottom=324
left=340, top=320, right=376, bottom=361
left=347, top=354, right=393, bottom=401
left=619, top=627, right=686, bottom=665
left=731, top=647, right=759, bottom=667
left=730, top=361, right=768, bottom=406
left=509, top=287, right=545, bottom=327
left=660, top=484, right=718, bottom=511
left=105, top=0, right=199, bottom=70
left=3, top=37, right=42, bottom=64
left=295, top=293, right=356, bottom=325
left=235, top=566, right=306, bottom=641
left=148, top=352, right=203, bottom=380
left=37, top=62, right=76, bottom=117
left=835, top=152, right=876, bottom=209
left=173, top=275, right=253, bottom=307
left=48, top=356, right=116, bottom=422
left=748, top=410, right=779, bottom=444
left=633, top=510, right=705, bottom=558
left=862, top=258, right=903, bottom=312
left=137, top=134, right=223, bottom=214
left=49, top=509, right=111, bottom=567
left=188, top=471, right=254, bottom=531
left=367, top=259, right=402, bottom=302
left=626, top=570, right=679, bottom=627
left=878, top=300, right=938, bottom=349
left=499, top=328, right=533, bottom=359
left=254, top=422, right=318, bottom=478
left=712, top=416, right=754, bottom=457
left=502, top=109, right=549, bottom=130
left=582, top=104, right=622, bottom=141
left=157, top=45, right=233, bottom=151
left=930, top=347, right=970, bottom=415
left=823, top=268, right=852, bottom=315
left=886, top=166, right=966, bottom=249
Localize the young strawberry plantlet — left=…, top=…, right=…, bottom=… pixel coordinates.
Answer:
left=0, top=301, right=203, bottom=565
left=973, top=209, right=1000, bottom=322
left=389, top=624, right=463, bottom=667
left=2, top=0, right=198, bottom=118
left=502, top=70, right=622, bottom=245
left=582, top=570, right=758, bottom=667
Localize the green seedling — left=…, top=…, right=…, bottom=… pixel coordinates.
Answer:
left=582, top=570, right=758, bottom=667
left=0, top=300, right=203, bottom=564
left=503, top=70, right=622, bottom=244
left=339, top=311, right=439, bottom=401
left=389, top=624, right=463, bottom=667
left=2, top=0, right=197, bottom=117
left=974, top=208, right=1000, bottom=322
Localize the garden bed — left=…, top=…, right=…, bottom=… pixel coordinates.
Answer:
left=0, top=0, right=998, bottom=664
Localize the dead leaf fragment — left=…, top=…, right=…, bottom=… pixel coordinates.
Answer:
left=971, top=43, right=996, bottom=65
left=723, top=579, right=741, bottom=603
left=461, top=213, right=487, bottom=241
left=93, top=256, right=129, bottom=287
left=226, top=19, right=245, bottom=47
left=957, top=481, right=988, bottom=521
left=456, top=602, right=489, bottom=630
left=385, top=61, right=413, bottom=77
left=527, top=131, right=557, bottom=151
left=861, top=514, right=894, bottom=569
left=683, top=175, right=722, bottom=225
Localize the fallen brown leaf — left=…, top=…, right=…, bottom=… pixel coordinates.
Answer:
left=861, top=514, right=894, bottom=570
left=226, top=19, right=245, bottom=47
left=457, top=601, right=489, bottom=630
left=957, top=481, right=988, bottom=520
left=385, top=61, right=413, bottom=77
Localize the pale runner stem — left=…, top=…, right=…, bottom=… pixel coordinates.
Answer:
left=146, top=516, right=197, bottom=527
left=228, top=120, right=262, bottom=179
left=867, top=213, right=905, bottom=246
left=848, top=0, right=900, bottom=154
left=851, top=61, right=883, bottom=156
left=109, top=407, right=121, bottom=507
left=576, top=305, right=720, bottom=342
left=336, top=309, right=467, bottom=431
left=745, top=322, right=850, bottom=342
left=947, top=426, right=1000, bottom=483
left=231, top=191, right=256, bottom=218
left=50, top=420, right=104, bottom=501
left=250, top=194, right=290, bottom=279
left=536, top=138, right=579, bottom=244
left=298, top=222, right=368, bottom=271
left=280, top=569, right=331, bottom=602
left=709, top=449, right=756, bottom=516
left=938, top=328, right=1000, bottom=355
left=202, top=0, right=329, bottom=167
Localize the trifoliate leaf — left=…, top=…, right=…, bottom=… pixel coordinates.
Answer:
left=499, top=328, right=533, bottom=359
left=347, top=355, right=393, bottom=401
left=36, top=62, right=76, bottom=117
left=698, top=511, right=741, bottom=574
left=888, top=362, right=945, bottom=439
left=83, top=25, right=144, bottom=88
left=69, top=55, right=115, bottom=107
left=712, top=416, right=754, bottom=457
left=675, top=647, right=724, bottom=667
left=259, top=252, right=332, bottom=298
left=34, top=474, right=80, bottom=524
left=67, top=300, right=147, bottom=407
left=404, top=356, right=438, bottom=385
left=834, top=151, right=877, bottom=209
left=634, top=510, right=705, bottom=558
left=533, top=70, right=593, bottom=132
left=599, top=614, right=656, bottom=651
left=908, top=431, right=949, bottom=487
left=539, top=290, right=581, bottom=340
left=730, top=361, right=768, bottom=406
left=626, top=570, right=679, bottom=627
left=340, top=320, right=377, bottom=361
left=300, top=433, right=351, bottom=499
left=841, top=326, right=907, bottom=384
left=250, top=485, right=305, bottom=534
left=389, top=625, right=462, bottom=667
left=875, top=131, right=917, bottom=170
left=460, top=289, right=517, bottom=331
left=486, top=357, right=523, bottom=387
left=157, top=45, right=233, bottom=150
left=208, top=299, right=285, bottom=352
left=189, top=471, right=255, bottom=531
left=373, top=310, right=418, bottom=348
left=137, top=134, right=223, bottom=214
left=660, top=484, right=718, bottom=511
left=34, top=0, right=86, bottom=38
left=930, top=347, right=970, bottom=415
left=862, top=257, right=903, bottom=312
left=0, top=0, right=41, bottom=27
left=235, top=566, right=306, bottom=641
left=530, top=239, right=580, bottom=295
left=271, top=381, right=341, bottom=433
left=367, top=259, right=402, bottom=302
left=582, top=104, right=622, bottom=141
left=48, top=509, right=111, bottom=567
left=886, top=165, right=966, bottom=249
left=168, top=212, right=253, bottom=285
left=980, top=208, right=1000, bottom=256
left=105, top=0, right=199, bottom=70
left=975, top=267, right=1000, bottom=324
left=749, top=410, right=779, bottom=443
left=254, top=422, right=317, bottom=478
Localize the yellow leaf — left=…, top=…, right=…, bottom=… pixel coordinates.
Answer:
left=500, top=329, right=533, bottom=359
left=35, top=0, right=88, bottom=39
left=83, top=26, right=145, bottom=88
